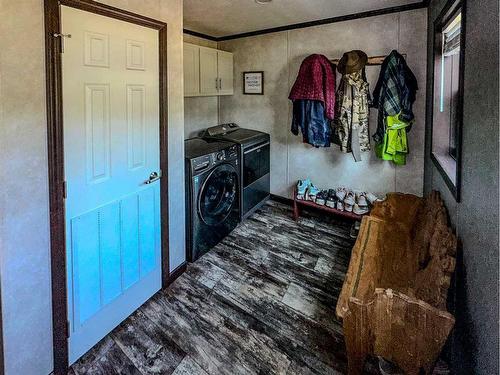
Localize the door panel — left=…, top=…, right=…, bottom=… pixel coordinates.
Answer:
left=62, top=6, right=161, bottom=364
left=127, top=85, right=147, bottom=170
left=85, top=84, right=111, bottom=183
left=199, top=47, right=218, bottom=95
left=71, top=211, right=101, bottom=324
left=99, top=202, right=122, bottom=305
left=138, top=187, right=158, bottom=275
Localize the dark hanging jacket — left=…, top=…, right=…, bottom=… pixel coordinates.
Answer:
left=291, top=100, right=331, bottom=148
left=371, top=50, right=418, bottom=143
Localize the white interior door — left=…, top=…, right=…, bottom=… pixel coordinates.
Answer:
left=61, top=6, right=161, bottom=364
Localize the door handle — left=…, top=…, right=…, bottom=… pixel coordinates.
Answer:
left=144, top=171, right=161, bottom=185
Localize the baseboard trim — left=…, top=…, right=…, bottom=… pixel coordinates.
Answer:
left=242, top=195, right=271, bottom=220
left=270, top=194, right=293, bottom=206
left=166, top=262, right=187, bottom=286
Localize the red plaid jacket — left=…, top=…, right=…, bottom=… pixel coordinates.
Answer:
left=289, top=54, right=336, bottom=120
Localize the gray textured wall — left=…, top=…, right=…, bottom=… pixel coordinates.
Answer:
left=183, top=34, right=220, bottom=138
left=0, top=1, right=186, bottom=374
left=424, top=0, right=499, bottom=374
left=184, top=96, right=219, bottom=138
left=218, top=9, right=428, bottom=198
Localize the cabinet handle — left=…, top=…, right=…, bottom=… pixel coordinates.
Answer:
left=219, top=78, right=222, bottom=90
left=215, top=78, right=219, bottom=90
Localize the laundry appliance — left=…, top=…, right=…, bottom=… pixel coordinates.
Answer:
left=185, top=138, right=240, bottom=262
left=203, top=124, right=270, bottom=220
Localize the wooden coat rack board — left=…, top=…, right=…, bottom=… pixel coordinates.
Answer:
left=330, top=54, right=407, bottom=66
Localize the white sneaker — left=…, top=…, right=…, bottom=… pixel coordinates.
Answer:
left=353, top=203, right=369, bottom=215
left=344, top=190, right=355, bottom=206
left=356, top=192, right=369, bottom=207
left=336, top=200, right=344, bottom=211
left=345, top=203, right=353, bottom=213
left=366, top=192, right=381, bottom=204
left=336, top=187, right=347, bottom=201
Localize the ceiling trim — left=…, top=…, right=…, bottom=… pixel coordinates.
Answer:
left=184, top=0, right=428, bottom=41
left=183, top=28, right=219, bottom=41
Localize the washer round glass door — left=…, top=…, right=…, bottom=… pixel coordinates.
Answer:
left=198, top=164, right=238, bottom=226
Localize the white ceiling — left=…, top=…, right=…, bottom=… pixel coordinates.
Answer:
left=184, top=0, right=422, bottom=38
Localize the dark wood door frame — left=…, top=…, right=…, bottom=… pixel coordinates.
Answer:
left=44, top=1, right=169, bottom=373
left=0, top=282, right=3, bottom=375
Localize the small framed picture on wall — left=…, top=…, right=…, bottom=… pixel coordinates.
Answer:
left=243, top=71, right=264, bottom=95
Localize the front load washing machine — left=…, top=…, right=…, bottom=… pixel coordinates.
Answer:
left=185, top=138, right=240, bottom=262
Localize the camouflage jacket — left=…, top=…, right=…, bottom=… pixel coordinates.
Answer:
left=333, top=71, right=371, bottom=158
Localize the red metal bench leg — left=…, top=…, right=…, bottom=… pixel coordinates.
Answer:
left=293, top=199, right=299, bottom=221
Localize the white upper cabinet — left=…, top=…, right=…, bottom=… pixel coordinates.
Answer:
left=217, top=50, right=234, bottom=95
left=199, top=46, right=219, bottom=95
left=184, top=43, right=200, bottom=96
left=183, top=43, right=233, bottom=97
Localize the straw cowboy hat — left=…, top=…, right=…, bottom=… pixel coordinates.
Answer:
left=337, top=50, right=368, bottom=74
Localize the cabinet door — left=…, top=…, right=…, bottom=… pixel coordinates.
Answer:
left=199, top=47, right=218, bottom=95
left=217, top=51, right=234, bottom=95
left=183, top=43, right=200, bottom=96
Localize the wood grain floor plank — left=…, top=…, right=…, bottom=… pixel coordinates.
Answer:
left=167, top=274, right=292, bottom=374
left=212, top=274, right=347, bottom=374
left=75, top=340, right=142, bottom=375
left=171, top=356, right=210, bottom=375
left=111, top=309, right=186, bottom=375
left=184, top=256, right=229, bottom=289
left=71, top=336, right=116, bottom=374
left=141, top=287, right=261, bottom=375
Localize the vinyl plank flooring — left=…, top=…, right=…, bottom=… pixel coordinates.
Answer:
left=71, top=336, right=116, bottom=375
left=142, top=290, right=250, bottom=375
left=281, top=282, right=339, bottom=334
left=212, top=273, right=347, bottom=374
left=111, top=309, right=185, bottom=375
left=171, top=356, right=209, bottom=375
left=69, top=200, right=449, bottom=375
left=184, top=256, right=229, bottom=289
left=167, top=274, right=292, bottom=374
left=74, top=340, right=142, bottom=375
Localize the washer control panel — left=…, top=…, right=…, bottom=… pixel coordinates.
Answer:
left=191, top=145, right=238, bottom=175
left=213, top=145, right=238, bottom=164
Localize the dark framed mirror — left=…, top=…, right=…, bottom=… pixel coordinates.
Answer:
left=430, top=0, right=466, bottom=201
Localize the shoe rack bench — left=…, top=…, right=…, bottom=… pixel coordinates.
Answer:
left=292, top=187, right=364, bottom=221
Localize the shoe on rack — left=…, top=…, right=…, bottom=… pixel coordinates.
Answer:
left=315, top=190, right=328, bottom=206
left=336, top=187, right=347, bottom=201
left=325, top=189, right=337, bottom=208
left=366, top=192, right=382, bottom=204
left=353, top=203, right=370, bottom=215
left=344, top=203, right=353, bottom=213
left=344, top=190, right=356, bottom=206
left=356, top=192, right=369, bottom=207
left=306, top=183, right=320, bottom=202
left=296, top=179, right=311, bottom=200
left=336, top=200, right=344, bottom=211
